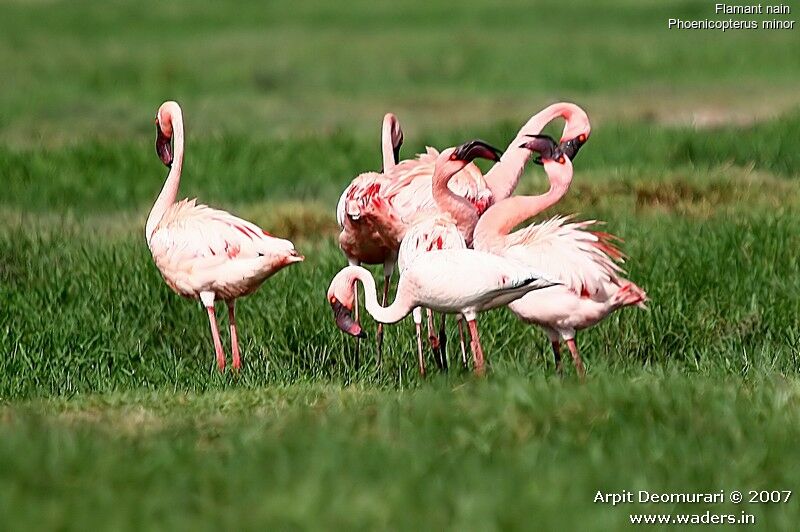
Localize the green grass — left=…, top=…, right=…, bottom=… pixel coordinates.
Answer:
left=2, top=0, right=800, bottom=529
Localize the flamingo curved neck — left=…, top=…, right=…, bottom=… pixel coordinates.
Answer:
left=146, top=110, right=185, bottom=242
left=473, top=173, right=572, bottom=251
left=484, top=103, right=582, bottom=201
left=353, top=267, right=412, bottom=324
left=431, top=160, right=478, bottom=243
left=381, top=117, right=395, bottom=172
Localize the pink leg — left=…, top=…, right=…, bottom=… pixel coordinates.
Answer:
left=457, top=316, right=468, bottom=370
left=467, top=319, right=486, bottom=376
left=227, top=301, right=241, bottom=371
left=205, top=304, right=226, bottom=372
left=415, top=322, right=426, bottom=377
left=375, top=274, right=391, bottom=365
left=353, top=287, right=361, bottom=368
left=566, top=338, right=586, bottom=380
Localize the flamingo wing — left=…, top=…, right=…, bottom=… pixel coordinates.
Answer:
left=383, top=147, right=493, bottom=222
left=149, top=199, right=284, bottom=266
left=504, top=215, right=626, bottom=299
left=397, top=213, right=466, bottom=272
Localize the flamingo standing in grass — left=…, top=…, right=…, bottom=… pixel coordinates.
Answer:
left=473, top=135, right=647, bottom=378
left=328, top=249, right=560, bottom=375
left=337, top=113, right=405, bottom=360
left=336, top=103, right=591, bottom=360
left=146, top=101, right=303, bottom=371
left=397, top=140, right=502, bottom=375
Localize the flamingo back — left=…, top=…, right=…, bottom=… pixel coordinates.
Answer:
left=397, top=212, right=466, bottom=272
left=148, top=199, right=299, bottom=299
left=503, top=215, right=626, bottom=300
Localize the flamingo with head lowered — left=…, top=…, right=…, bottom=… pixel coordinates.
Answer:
left=398, top=140, right=502, bottom=375
left=336, top=103, right=591, bottom=361
left=146, top=101, right=303, bottom=371
left=328, top=249, right=560, bottom=375
left=473, top=135, right=647, bottom=378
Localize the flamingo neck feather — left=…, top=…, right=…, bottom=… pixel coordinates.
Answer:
left=352, top=267, right=412, bottom=324
left=484, top=102, right=581, bottom=201
left=473, top=179, right=571, bottom=251
left=146, top=108, right=185, bottom=242
left=432, top=161, right=478, bottom=244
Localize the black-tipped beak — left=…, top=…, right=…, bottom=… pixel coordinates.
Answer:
left=520, top=134, right=561, bottom=165
left=558, top=135, right=587, bottom=161
left=155, top=123, right=173, bottom=167
left=330, top=298, right=365, bottom=338
left=452, top=139, right=502, bottom=163
left=393, top=130, right=404, bottom=165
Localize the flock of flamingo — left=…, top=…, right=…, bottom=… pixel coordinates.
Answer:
left=147, top=100, right=647, bottom=377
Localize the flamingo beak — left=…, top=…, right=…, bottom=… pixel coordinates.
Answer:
left=453, top=140, right=503, bottom=162
left=330, top=298, right=365, bottom=338
left=286, top=250, right=305, bottom=263
left=520, top=134, right=561, bottom=165
left=155, top=123, right=173, bottom=167
left=558, top=134, right=588, bottom=161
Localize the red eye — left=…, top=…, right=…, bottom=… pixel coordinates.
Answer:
left=558, top=156, right=566, bottom=164
left=578, top=134, right=586, bottom=142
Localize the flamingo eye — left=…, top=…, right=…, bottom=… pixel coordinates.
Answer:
left=578, top=134, right=586, bottom=142
left=558, top=156, right=566, bottom=164
left=329, top=295, right=336, bottom=303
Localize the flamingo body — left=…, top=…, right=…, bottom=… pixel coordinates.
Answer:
left=149, top=199, right=302, bottom=301
left=147, top=101, right=302, bottom=371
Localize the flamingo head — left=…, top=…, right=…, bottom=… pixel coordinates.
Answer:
left=558, top=113, right=591, bottom=162
left=327, top=269, right=366, bottom=338
left=155, top=102, right=178, bottom=167
left=383, top=112, right=404, bottom=165
left=520, top=134, right=573, bottom=186
left=434, top=139, right=502, bottom=178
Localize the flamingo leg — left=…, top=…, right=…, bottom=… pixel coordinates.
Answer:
left=227, top=301, right=241, bottom=371
left=203, top=300, right=226, bottom=372
left=413, top=308, right=426, bottom=377
left=437, top=313, right=448, bottom=371
left=375, top=273, right=391, bottom=366
left=456, top=315, right=468, bottom=370
left=415, top=322, right=426, bottom=377
left=426, top=310, right=443, bottom=369
left=566, top=338, right=586, bottom=380
left=551, top=341, right=563, bottom=376
left=353, top=285, right=361, bottom=369
left=467, top=319, right=486, bottom=376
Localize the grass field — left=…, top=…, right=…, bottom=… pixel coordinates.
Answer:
left=2, top=0, right=800, bottom=529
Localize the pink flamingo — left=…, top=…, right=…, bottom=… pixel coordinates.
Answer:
left=336, top=113, right=406, bottom=359
left=473, top=135, right=647, bottom=378
left=146, top=101, right=303, bottom=371
left=397, top=140, right=502, bottom=375
left=328, top=249, right=559, bottom=376
left=336, top=103, right=590, bottom=358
